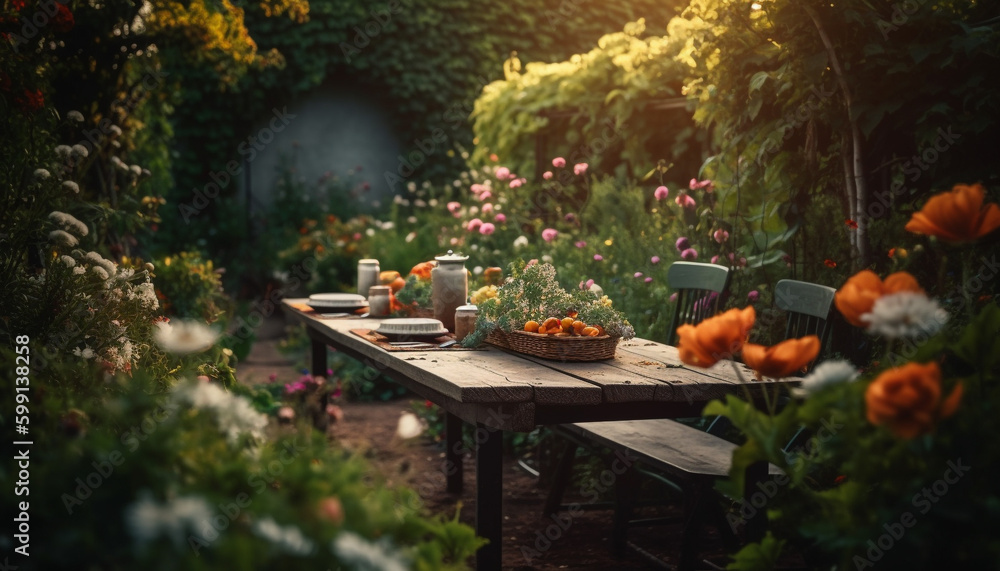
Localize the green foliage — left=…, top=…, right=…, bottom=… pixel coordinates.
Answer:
left=706, top=303, right=1000, bottom=569
left=153, top=252, right=231, bottom=321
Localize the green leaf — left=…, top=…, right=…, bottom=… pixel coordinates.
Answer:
left=748, top=71, right=769, bottom=93
left=726, top=532, right=786, bottom=570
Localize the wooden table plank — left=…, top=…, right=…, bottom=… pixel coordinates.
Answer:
left=284, top=300, right=601, bottom=407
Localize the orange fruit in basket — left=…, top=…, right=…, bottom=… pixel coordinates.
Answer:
left=542, top=317, right=561, bottom=331
left=524, top=320, right=540, bottom=333
left=388, top=276, right=406, bottom=293
left=581, top=326, right=599, bottom=337
left=572, top=320, right=586, bottom=334
left=595, top=325, right=606, bottom=336
left=560, top=317, right=575, bottom=331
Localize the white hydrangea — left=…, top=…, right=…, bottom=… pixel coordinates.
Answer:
left=252, top=518, right=314, bottom=556
left=125, top=493, right=213, bottom=548
left=66, top=110, right=84, bottom=122
left=791, top=360, right=859, bottom=397
left=71, top=144, right=89, bottom=158
left=55, top=144, right=73, bottom=158
left=62, top=180, right=80, bottom=193
left=861, top=292, right=948, bottom=339
left=72, top=266, right=86, bottom=275
left=60, top=255, right=76, bottom=268
left=171, top=380, right=268, bottom=444
left=513, top=235, right=529, bottom=249
left=34, top=168, right=52, bottom=181
left=332, top=532, right=409, bottom=571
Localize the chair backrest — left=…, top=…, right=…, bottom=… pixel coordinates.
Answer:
left=774, top=279, right=837, bottom=357
left=666, top=262, right=731, bottom=345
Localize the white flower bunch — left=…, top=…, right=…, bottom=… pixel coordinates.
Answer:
left=861, top=292, right=948, bottom=339
left=153, top=320, right=217, bottom=354
left=252, top=518, right=315, bottom=556
left=171, top=381, right=268, bottom=444
left=49, top=211, right=89, bottom=237
left=125, top=493, right=213, bottom=548
left=332, top=532, right=409, bottom=571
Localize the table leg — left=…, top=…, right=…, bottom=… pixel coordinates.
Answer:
left=310, top=336, right=326, bottom=376
left=445, top=412, right=464, bottom=494
left=475, top=423, right=503, bottom=571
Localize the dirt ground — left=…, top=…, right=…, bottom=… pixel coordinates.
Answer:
left=238, top=314, right=734, bottom=570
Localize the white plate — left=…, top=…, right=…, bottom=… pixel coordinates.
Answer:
left=375, top=318, right=449, bottom=338
left=307, top=293, right=369, bottom=311
left=308, top=293, right=368, bottom=306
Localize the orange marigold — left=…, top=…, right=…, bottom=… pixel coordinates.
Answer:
left=834, top=270, right=923, bottom=327
left=865, top=362, right=963, bottom=439
left=741, top=335, right=820, bottom=380
left=905, top=183, right=1000, bottom=243
left=676, top=306, right=756, bottom=368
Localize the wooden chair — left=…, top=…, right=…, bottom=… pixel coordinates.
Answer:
left=665, top=261, right=732, bottom=345
left=543, top=277, right=840, bottom=568
left=774, top=279, right=837, bottom=361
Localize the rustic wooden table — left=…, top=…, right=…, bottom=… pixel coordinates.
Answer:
left=282, top=299, right=784, bottom=570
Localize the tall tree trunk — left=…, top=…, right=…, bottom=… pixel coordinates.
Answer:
left=805, top=4, right=870, bottom=267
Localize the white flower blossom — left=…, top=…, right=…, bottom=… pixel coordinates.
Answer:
left=55, top=144, right=72, bottom=158
left=404, top=231, right=416, bottom=243
left=72, top=266, right=86, bottom=275
left=91, top=266, right=110, bottom=281
left=406, top=181, right=417, bottom=192
left=109, top=124, right=123, bottom=137
left=513, top=235, right=529, bottom=249
left=171, top=380, right=268, bottom=444
left=332, top=532, right=409, bottom=571
left=541, top=255, right=553, bottom=263
left=71, top=144, right=89, bottom=158
left=792, top=360, right=859, bottom=397
left=60, top=255, right=76, bottom=267
left=72, top=346, right=95, bottom=359
left=84, top=251, right=117, bottom=276
left=472, top=265, right=483, bottom=275
left=861, top=292, right=948, bottom=339
left=62, top=180, right=80, bottom=193
left=396, top=412, right=425, bottom=439
left=129, top=164, right=142, bottom=177
left=154, top=320, right=218, bottom=354
left=66, top=110, right=84, bottom=122
left=34, top=168, right=52, bottom=181
left=125, top=493, right=213, bottom=548
left=48, top=229, right=78, bottom=247
left=427, top=198, right=438, bottom=207
left=48, top=211, right=89, bottom=237
left=365, top=228, right=375, bottom=237
left=252, top=518, right=314, bottom=556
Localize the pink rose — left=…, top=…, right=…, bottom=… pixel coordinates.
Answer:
left=552, top=157, right=566, bottom=168
left=654, top=186, right=669, bottom=200
left=574, top=163, right=588, bottom=175
left=495, top=167, right=510, bottom=180
left=467, top=218, right=483, bottom=232
left=542, top=228, right=558, bottom=242
left=495, top=213, right=506, bottom=223
left=543, top=171, right=553, bottom=180
left=480, top=222, right=496, bottom=235
left=447, top=201, right=461, bottom=213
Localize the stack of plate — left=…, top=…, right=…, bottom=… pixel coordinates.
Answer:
left=374, top=318, right=450, bottom=340
left=307, top=293, right=369, bottom=312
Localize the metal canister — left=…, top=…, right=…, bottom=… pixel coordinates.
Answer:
left=431, top=250, right=469, bottom=332
left=368, top=285, right=392, bottom=317
left=357, top=259, right=380, bottom=298
left=454, top=304, right=478, bottom=342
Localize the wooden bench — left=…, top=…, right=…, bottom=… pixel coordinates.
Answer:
left=549, top=419, right=781, bottom=569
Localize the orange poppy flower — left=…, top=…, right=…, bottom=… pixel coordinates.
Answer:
left=865, top=362, right=963, bottom=439
left=905, top=183, right=1000, bottom=243
left=676, top=306, right=756, bottom=368
left=845, top=219, right=858, bottom=229
left=741, top=335, right=821, bottom=380
left=834, top=270, right=923, bottom=327
left=409, top=261, right=435, bottom=280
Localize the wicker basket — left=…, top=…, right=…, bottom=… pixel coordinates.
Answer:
left=486, top=329, right=619, bottom=362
